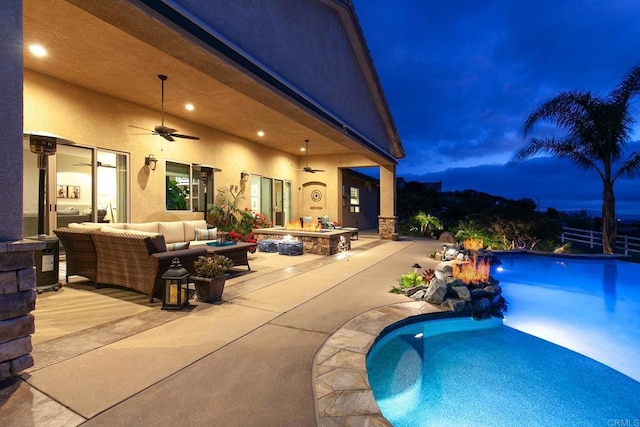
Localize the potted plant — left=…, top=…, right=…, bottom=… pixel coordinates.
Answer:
left=191, top=255, right=234, bottom=302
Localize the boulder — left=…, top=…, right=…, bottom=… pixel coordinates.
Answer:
left=411, top=290, right=426, bottom=300
left=424, top=279, right=448, bottom=304
left=473, top=297, right=491, bottom=312
left=435, top=262, right=453, bottom=277
left=483, top=285, right=501, bottom=296
left=446, top=298, right=467, bottom=312
left=438, top=231, right=457, bottom=244
left=406, top=286, right=426, bottom=297
left=471, top=288, right=486, bottom=299
left=451, top=286, right=471, bottom=301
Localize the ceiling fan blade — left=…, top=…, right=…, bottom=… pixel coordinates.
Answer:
left=171, top=133, right=200, bottom=140
left=161, top=134, right=175, bottom=142
left=155, top=125, right=177, bottom=134
left=128, top=125, right=153, bottom=132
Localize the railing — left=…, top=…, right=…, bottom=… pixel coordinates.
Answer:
left=561, top=226, right=640, bottom=255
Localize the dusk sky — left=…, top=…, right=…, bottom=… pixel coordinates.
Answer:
left=352, top=0, right=640, bottom=218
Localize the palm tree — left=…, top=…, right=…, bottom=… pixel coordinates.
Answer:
left=413, top=211, right=442, bottom=236
left=514, top=65, right=640, bottom=254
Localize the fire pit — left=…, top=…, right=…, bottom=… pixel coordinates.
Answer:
left=252, top=221, right=351, bottom=255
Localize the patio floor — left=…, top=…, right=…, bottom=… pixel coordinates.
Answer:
left=0, top=232, right=445, bottom=426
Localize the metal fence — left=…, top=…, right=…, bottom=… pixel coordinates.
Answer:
left=561, top=226, right=640, bottom=255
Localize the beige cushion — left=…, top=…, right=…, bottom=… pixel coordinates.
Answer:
left=82, top=222, right=126, bottom=229
left=159, top=221, right=186, bottom=243
left=195, top=227, right=217, bottom=241
left=183, top=220, right=208, bottom=241
left=100, top=227, right=167, bottom=253
left=125, top=222, right=159, bottom=233
left=68, top=223, right=102, bottom=231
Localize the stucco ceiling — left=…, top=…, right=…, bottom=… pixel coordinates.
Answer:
left=23, top=0, right=370, bottom=160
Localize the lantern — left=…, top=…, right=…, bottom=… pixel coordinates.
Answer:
left=161, top=257, right=190, bottom=310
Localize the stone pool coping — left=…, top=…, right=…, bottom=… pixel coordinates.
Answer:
left=312, top=301, right=449, bottom=426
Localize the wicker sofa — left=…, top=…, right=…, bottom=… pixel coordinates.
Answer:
left=54, top=220, right=214, bottom=301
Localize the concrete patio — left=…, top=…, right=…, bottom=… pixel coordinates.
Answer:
left=0, top=233, right=445, bottom=426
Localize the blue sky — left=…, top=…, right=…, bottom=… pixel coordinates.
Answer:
left=352, top=0, right=640, bottom=217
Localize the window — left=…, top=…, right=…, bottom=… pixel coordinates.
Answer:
left=350, top=187, right=360, bottom=213
left=166, top=161, right=190, bottom=210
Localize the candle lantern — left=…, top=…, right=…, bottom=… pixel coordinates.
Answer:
left=161, top=257, right=190, bottom=310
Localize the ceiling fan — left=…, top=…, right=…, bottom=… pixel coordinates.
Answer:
left=129, top=74, right=200, bottom=141
left=300, top=139, right=324, bottom=173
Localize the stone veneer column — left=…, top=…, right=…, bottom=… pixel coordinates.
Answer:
left=378, top=216, right=398, bottom=240
left=0, top=241, right=41, bottom=381
left=0, top=0, right=38, bottom=382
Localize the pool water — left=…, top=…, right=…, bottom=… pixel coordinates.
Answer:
left=493, top=254, right=640, bottom=381
left=367, top=254, right=640, bottom=426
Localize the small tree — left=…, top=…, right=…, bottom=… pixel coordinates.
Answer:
left=413, top=211, right=443, bottom=237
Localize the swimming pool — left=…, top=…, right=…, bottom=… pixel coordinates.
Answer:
left=367, top=254, right=640, bottom=426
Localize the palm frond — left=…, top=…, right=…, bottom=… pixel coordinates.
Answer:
left=614, top=151, right=640, bottom=181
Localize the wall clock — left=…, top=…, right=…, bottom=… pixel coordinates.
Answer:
left=311, top=189, right=322, bottom=202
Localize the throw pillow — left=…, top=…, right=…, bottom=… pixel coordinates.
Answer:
left=167, top=242, right=190, bottom=251
left=195, top=227, right=217, bottom=241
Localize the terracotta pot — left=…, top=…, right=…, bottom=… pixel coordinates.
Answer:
left=192, top=275, right=228, bottom=302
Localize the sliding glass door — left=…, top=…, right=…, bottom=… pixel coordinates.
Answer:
left=22, top=141, right=129, bottom=237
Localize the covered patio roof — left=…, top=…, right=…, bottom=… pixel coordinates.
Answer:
left=23, top=0, right=403, bottom=165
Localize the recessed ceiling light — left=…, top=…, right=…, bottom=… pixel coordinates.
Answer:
left=300, top=147, right=306, bottom=152
left=185, top=103, right=194, bottom=111
left=257, top=130, right=265, bottom=137
left=29, top=44, right=47, bottom=57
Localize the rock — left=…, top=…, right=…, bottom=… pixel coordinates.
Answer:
left=448, top=278, right=466, bottom=287
left=411, top=290, right=426, bottom=300
left=424, top=279, right=448, bottom=304
left=444, top=248, right=458, bottom=261
left=405, top=285, right=426, bottom=297
left=471, top=288, right=486, bottom=299
left=439, top=231, right=457, bottom=244
left=483, top=285, right=501, bottom=296
left=473, top=297, right=491, bottom=312
left=446, top=298, right=467, bottom=312
left=435, top=262, right=453, bottom=276
left=451, top=286, right=471, bottom=301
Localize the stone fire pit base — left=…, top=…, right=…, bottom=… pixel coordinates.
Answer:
left=252, top=228, right=351, bottom=255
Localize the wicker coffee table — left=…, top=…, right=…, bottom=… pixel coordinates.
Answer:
left=205, top=241, right=255, bottom=270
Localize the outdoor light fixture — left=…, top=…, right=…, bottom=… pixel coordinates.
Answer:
left=241, top=170, right=250, bottom=182
left=145, top=154, right=158, bottom=171
left=161, top=258, right=190, bottom=310
left=412, top=263, right=422, bottom=287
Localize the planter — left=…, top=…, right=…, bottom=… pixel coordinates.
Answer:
left=192, top=274, right=228, bottom=303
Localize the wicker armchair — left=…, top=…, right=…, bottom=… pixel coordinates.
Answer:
left=90, top=231, right=207, bottom=302
left=54, top=228, right=98, bottom=284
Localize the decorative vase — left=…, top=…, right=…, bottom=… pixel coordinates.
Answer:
left=192, top=275, right=228, bottom=302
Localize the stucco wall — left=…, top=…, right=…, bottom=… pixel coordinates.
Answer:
left=23, top=70, right=377, bottom=224
left=170, top=0, right=392, bottom=155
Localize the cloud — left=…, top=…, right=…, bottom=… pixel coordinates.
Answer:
left=352, top=0, right=640, bottom=217
left=354, top=0, right=640, bottom=162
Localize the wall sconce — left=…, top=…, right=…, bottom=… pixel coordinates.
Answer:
left=241, top=170, right=250, bottom=182
left=145, top=154, right=158, bottom=171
